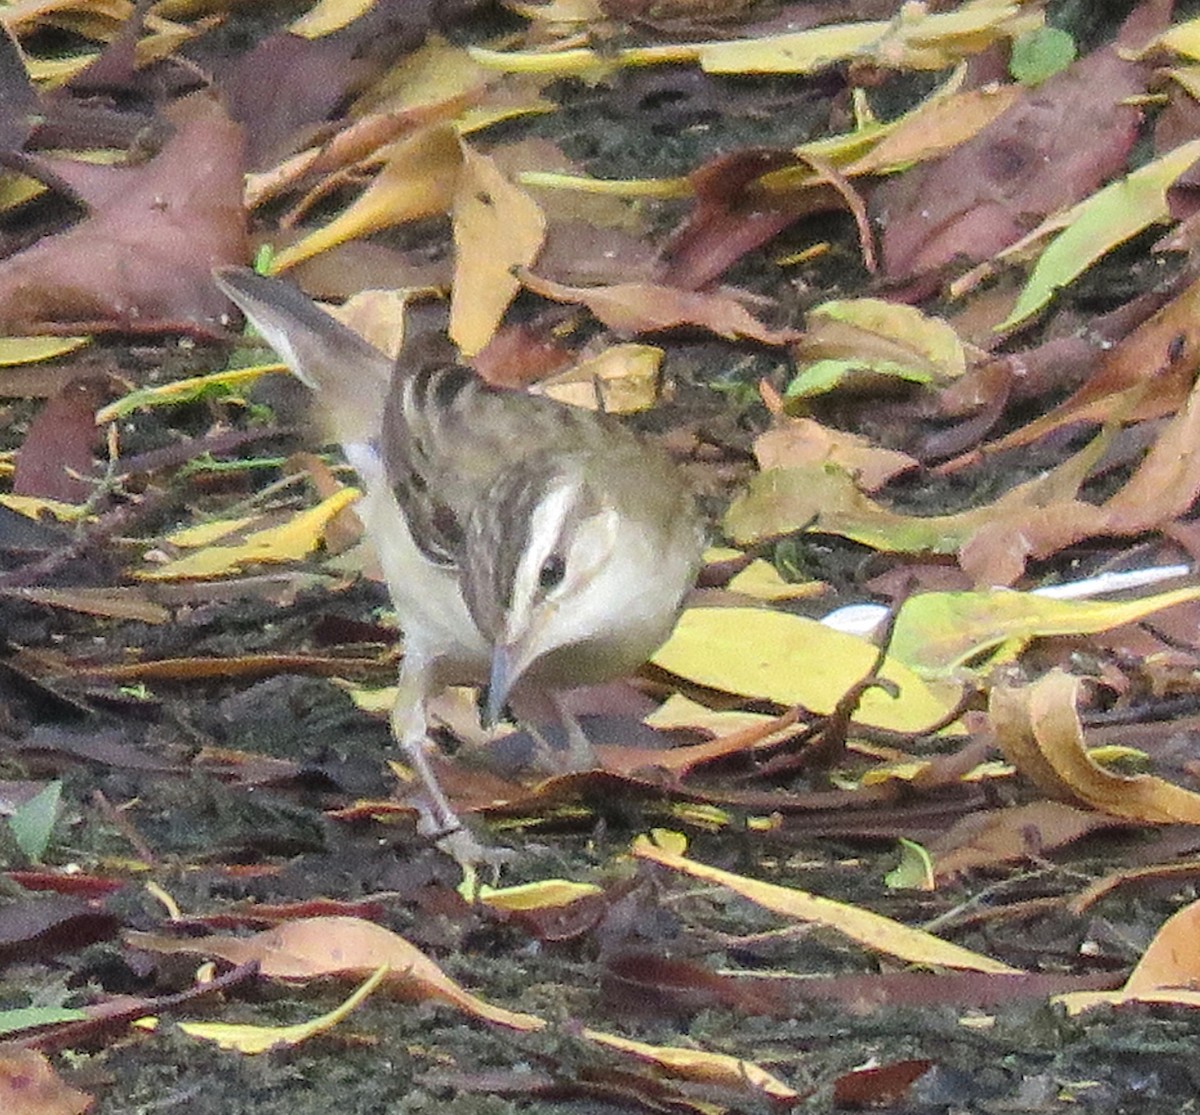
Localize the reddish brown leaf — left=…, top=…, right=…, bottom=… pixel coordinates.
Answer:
left=833, top=1059, right=935, bottom=1109
left=0, top=92, right=247, bottom=337
left=0, top=1048, right=91, bottom=1115
left=12, top=377, right=117, bottom=503
left=875, top=8, right=1158, bottom=293
left=521, top=270, right=799, bottom=343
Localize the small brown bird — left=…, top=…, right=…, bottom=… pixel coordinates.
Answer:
left=214, top=268, right=704, bottom=861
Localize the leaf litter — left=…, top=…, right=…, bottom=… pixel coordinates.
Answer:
left=7, top=0, right=1200, bottom=1112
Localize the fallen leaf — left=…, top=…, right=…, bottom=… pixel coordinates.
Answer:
left=178, top=965, right=388, bottom=1053
left=271, top=124, right=461, bottom=272
left=930, top=801, right=1130, bottom=880
left=1058, top=898, right=1200, bottom=1014
left=580, top=1027, right=797, bottom=1100
left=127, top=916, right=545, bottom=1031
left=990, top=670, right=1200, bottom=823
left=137, top=489, right=361, bottom=581
left=651, top=606, right=958, bottom=733
left=0, top=92, right=247, bottom=336
left=998, top=139, right=1200, bottom=330
left=450, top=141, right=546, bottom=356
left=632, top=833, right=1019, bottom=973
left=0, top=1048, right=91, bottom=1115
left=890, top=586, right=1200, bottom=678
left=752, top=418, right=917, bottom=493
left=875, top=18, right=1149, bottom=290
left=535, top=343, right=663, bottom=413
left=520, top=270, right=799, bottom=344
left=788, top=298, right=967, bottom=399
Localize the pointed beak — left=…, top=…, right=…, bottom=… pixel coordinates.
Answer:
left=484, top=643, right=518, bottom=728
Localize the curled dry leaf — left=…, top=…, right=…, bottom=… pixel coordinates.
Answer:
left=989, top=670, right=1200, bottom=823
left=787, top=297, right=968, bottom=399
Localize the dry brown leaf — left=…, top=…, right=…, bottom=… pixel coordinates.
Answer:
left=127, top=916, right=545, bottom=1031
left=0, top=1047, right=91, bottom=1115
left=990, top=670, right=1200, bottom=823
left=930, top=801, right=1130, bottom=881
left=753, top=418, right=918, bottom=492
left=1058, top=898, right=1200, bottom=1013
left=520, top=270, right=799, bottom=343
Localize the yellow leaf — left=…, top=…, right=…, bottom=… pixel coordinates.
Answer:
left=1150, top=17, right=1200, bottom=61
left=644, top=693, right=777, bottom=735
left=96, top=364, right=284, bottom=423
left=788, top=298, right=966, bottom=398
left=890, top=586, right=1200, bottom=678
left=271, top=124, right=461, bottom=272
left=517, top=169, right=691, bottom=199
left=632, top=833, right=1018, bottom=973
left=697, top=1, right=1038, bottom=74
left=0, top=494, right=89, bottom=522
left=477, top=879, right=601, bottom=911
left=0, top=336, right=89, bottom=365
left=179, top=965, right=389, bottom=1052
left=344, top=683, right=397, bottom=714
left=998, top=139, right=1200, bottom=331
left=990, top=671, right=1200, bottom=824
left=353, top=35, right=485, bottom=116
left=726, top=558, right=824, bottom=602
left=290, top=0, right=374, bottom=38
left=651, top=607, right=958, bottom=733
left=450, top=141, right=546, bottom=356
left=164, top=516, right=256, bottom=548
left=138, top=489, right=361, bottom=581
left=582, top=1028, right=798, bottom=1100
left=470, top=2, right=1036, bottom=77
left=537, top=343, right=663, bottom=414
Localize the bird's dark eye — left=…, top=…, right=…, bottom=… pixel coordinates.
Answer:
left=538, top=553, right=566, bottom=590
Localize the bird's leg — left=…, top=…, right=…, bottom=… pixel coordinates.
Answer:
left=391, top=656, right=461, bottom=838
left=391, top=654, right=510, bottom=872
left=506, top=688, right=598, bottom=772
left=550, top=691, right=599, bottom=772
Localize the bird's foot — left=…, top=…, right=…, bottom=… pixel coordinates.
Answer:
left=412, top=800, right=515, bottom=882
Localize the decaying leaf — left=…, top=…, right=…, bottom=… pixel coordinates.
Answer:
left=990, top=670, right=1200, bottom=823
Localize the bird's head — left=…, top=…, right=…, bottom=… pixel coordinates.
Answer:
left=460, top=456, right=626, bottom=724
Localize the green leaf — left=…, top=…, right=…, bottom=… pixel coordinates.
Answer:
left=8, top=781, right=62, bottom=862
left=1009, top=26, right=1076, bottom=85
left=999, top=139, right=1200, bottom=331
left=890, top=586, right=1200, bottom=678
left=0, top=1005, right=87, bottom=1038
left=885, top=839, right=934, bottom=890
